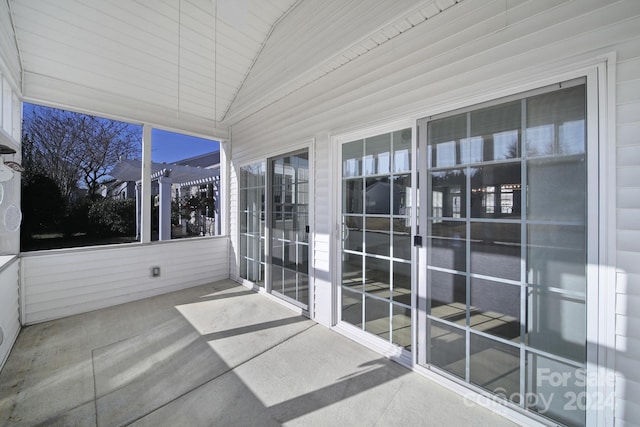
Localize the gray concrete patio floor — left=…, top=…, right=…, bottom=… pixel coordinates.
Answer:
left=0, top=280, right=519, bottom=426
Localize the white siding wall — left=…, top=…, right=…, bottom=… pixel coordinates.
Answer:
left=228, top=0, right=640, bottom=424
left=21, top=237, right=229, bottom=325
left=0, top=1, right=22, bottom=375
left=0, top=1, right=20, bottom=90
left=0, top=257, right=20, bottom=373
left=615, top=36, right=640, bottom=424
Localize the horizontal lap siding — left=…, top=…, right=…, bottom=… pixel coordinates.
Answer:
left=616, top=31, right=640, bottom=424
left=0, top=2, right=21, bottom=88
left=21, top=238, right=229, bottom=324
left=0, top=258, right=20, bottom=373
left=228, top=0, right=640, bottom=424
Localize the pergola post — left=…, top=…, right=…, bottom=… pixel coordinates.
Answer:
left=158, top=174, right=172, bottom=241
left=135, top=182, right=142, bottom=240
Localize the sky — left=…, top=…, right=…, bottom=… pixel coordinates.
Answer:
left=23, top=102, right=220, bottom=164
left=151, top=129, right=219, bottom=164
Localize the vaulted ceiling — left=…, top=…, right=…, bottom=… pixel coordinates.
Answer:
left=8, top=0, right=461, bottom=138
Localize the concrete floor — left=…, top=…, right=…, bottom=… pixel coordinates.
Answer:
left=0, top=280, right=519, bottom=426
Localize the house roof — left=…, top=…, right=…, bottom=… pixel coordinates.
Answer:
left=8, top=0, right=462, bottom=137
left=109, top=158, right=219, bottom=186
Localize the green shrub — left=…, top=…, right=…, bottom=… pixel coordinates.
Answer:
left=88, top=198, right=136, bottom=236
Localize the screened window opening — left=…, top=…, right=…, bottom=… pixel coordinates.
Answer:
left=149, top=129, right=220, bottom=241
left=21, top=103, right=142, bottom=250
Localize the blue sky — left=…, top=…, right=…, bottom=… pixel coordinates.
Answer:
left=23, top=103, right=220, bottom=164
left=151, top=129, right=219, bottom=163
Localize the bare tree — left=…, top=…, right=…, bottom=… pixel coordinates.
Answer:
left=22, top=105, right=140, bottom=201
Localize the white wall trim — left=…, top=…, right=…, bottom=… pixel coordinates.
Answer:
left=597, top=51, right=618, bottom=427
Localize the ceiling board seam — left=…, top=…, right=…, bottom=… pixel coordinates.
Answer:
left=6, top=0, right=24, bottom=92
left=226, top=0, right=463, bottom=124
left=220, top=0, right=304, bottom=122
left=21, top=70, right=228, bottom=137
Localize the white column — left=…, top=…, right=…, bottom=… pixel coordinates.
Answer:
left=158, top=175, right=172, bottom=241
left=140, top=124, right=152, bottom=243
left=135, top=182, right=142, bottom=240
left=220, top=140, right=230, bottom=236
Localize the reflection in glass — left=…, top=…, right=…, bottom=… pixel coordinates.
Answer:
left=527, top=156, right=586, bottom=222
left=365, top=133, right=391, bottom=175
left=392, top=219, right=411, bottom=261
left=470, top=100, right=521, bottom=161
left=365, top=295, right=390, bottom=340
left=526, top=85, right=585, bottom=157
left=527, top=224, right=586, bottom=292
left=429, top=319, right=466, bottom=379
left=364, top=218, right=390, bottom=257
left=342, top=289, right=363, bottom=327
left=470, top=222, right=520, bottom=281
left=428, top=221, right=466, bottom=272
left=392, top=174, right=411, bottom=215
left=365, top=177, right=391, bottom=214
left=271, top=151, right=309, bottom=308
left=392, top=261, right=411, bottom=305
left=393, top=129, right=412, bottom=173
left=428, top=113, right=466, bottom=168
left=343, top=179, right=363, bottom=214
left=526, top=352, right=586, bottom=426
left=470, top=278, right=521, bottom=341
left=469, top=163, right=521, bottom=219
left=240, top=162, right=266, bottom=285
left=343, top=216, right=363, bottom=252
left=392, top=304, right=412, bottom=349
left=341, top=128, right=413, bottom=351
left=430, top=170, right=466, bottom=218
left=423, top=83, right=588, bottom=426
left=470, top=334, right=520, bottom=401
left=342, top=254, right=363, bottom=290
left=364, top=256, right=390, bottom=298
left=527, top=288, right=586, bottom=362
left=428, top=270, right=466, bottom=325
left=343, top=140, right=363, bottom=177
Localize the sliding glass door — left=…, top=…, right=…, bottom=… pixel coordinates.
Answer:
left=418, top=81, right=590, bottom=426
left=270, top=150, right=310, bottom=309
left=240, top=162, right=266, bottom=285
left=340, top=129, right=413, bottom=349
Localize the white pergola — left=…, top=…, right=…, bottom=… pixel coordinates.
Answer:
left=110, top=159, right=220, bottom=240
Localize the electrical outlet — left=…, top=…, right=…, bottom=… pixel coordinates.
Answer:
left=151, top=266, right=161, bottom=277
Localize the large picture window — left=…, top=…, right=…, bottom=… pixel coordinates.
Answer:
left=419, top=80, right=589, bottom=426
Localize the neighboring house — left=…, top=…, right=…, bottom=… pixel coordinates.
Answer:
left=0, top=1, right=639, bottom=426
left=99, top=179, right=136, bottom=199
left=109, top=151, right=221, bottom=240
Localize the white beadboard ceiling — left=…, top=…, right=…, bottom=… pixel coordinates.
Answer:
left=8, top=0, right=462, bottom=137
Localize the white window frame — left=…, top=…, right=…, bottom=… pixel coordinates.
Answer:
left=234, top=139, right=316, bottom=319
left=329, top=55, right=615, bottom=427
left=331, top=118, right=418, bottom=365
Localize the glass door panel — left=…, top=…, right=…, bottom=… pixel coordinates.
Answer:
left=340, top=128, right=413, bottom=350
left=239, top=162, right=266, bottom=285
left=270, top=150, right=309, bottom=309
left=418, top=82, right=588, bottom=427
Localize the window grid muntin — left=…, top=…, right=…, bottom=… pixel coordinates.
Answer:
left=423, top=82, right=587, bottom=424
left=239, top=162, right=266, bottom=285
left=341, top=128, right=413, bottom=349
